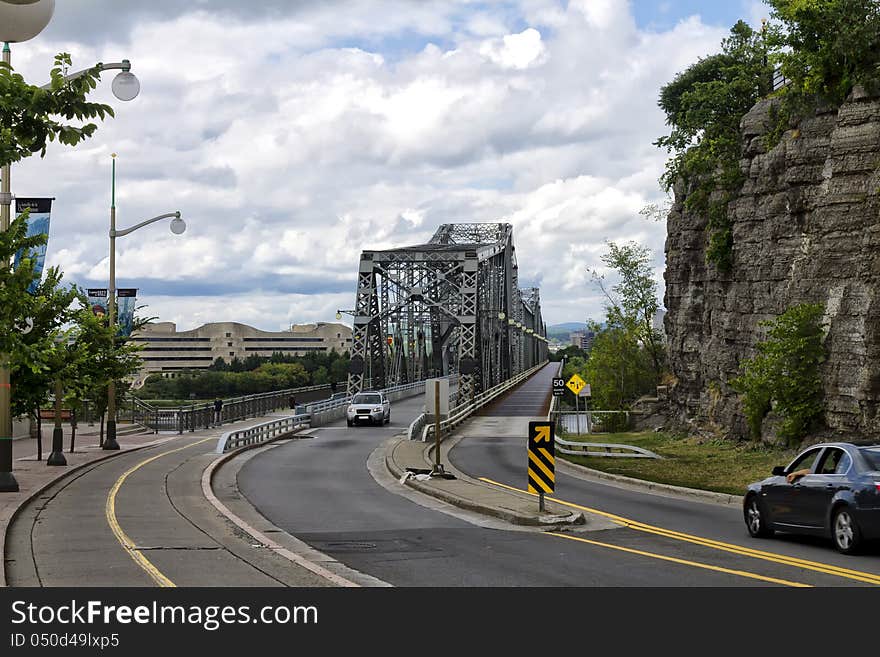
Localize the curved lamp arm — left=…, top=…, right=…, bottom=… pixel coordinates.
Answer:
left=112, top=211, right=181, bottom=238
left=39, top=60, right=133, bottom=90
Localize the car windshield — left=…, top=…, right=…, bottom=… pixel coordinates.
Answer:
left=353, top=394, right=381, bottom=404
left=859, top=447, right=880, bottom=470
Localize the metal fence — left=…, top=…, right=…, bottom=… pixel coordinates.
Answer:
left=772, top=65, right=790, bottom=91
left=123, top=383, right=342, bottom=434
left=409, top=361, right=549, bottom=441
left=551, top=410, right=633, bottom=435
left=215, top=378, right=437, bottom=453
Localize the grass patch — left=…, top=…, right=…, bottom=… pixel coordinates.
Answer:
left=560, top=431, right=799, bottom=497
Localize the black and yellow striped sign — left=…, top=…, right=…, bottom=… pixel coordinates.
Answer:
left=527, top=421, right=555, bottom=494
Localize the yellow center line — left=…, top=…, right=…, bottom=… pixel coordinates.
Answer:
left=106, top=438, right=214, bottom=588
left=480, top=477, right=880, bottom=586
left=547, top=532, right=810, bottom=587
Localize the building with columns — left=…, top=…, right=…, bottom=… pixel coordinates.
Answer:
left=130, top=321, right=352, bottom=381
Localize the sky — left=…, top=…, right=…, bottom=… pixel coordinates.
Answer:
left=8, top=0, right=768, bottom=331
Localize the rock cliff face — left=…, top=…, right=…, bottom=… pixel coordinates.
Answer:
left=664, top=88, right=880, bottom=442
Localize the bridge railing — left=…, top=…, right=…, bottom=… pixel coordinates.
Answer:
left=125, top=383, right=343, bottom=433
left=215, top=377, right=446, bottom=453
left=412, top=361, right=549, bottom=441
left=215, top=412, right=312, bottom=454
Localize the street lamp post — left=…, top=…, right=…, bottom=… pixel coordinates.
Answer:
left=1, top=1, right=142, bottom=488
left=103, top=154, right=184, bottom=450
left=0, top=0, right=56, bottom=492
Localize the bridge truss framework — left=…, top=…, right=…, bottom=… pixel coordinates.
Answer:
left=346, top=223, right=548, bottom=401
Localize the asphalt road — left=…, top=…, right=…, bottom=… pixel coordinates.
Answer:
left=9, top=371, right=879, bottom=587
left=239, top=394, right=774, bottom=586
left=238, top=375, right=879, bottom=586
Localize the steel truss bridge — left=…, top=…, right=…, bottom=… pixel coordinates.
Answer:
left=346, top=223, right=548, bottom=401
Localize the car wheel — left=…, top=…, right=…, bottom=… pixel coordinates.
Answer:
left=385, top=412, right=391, bottom=424
left=832, top=506, right=863, bottom=554
left=745, top=495, right=774, bottom=538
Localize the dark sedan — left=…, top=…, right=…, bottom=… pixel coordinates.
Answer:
left=744, top=442, right=880, bottom=554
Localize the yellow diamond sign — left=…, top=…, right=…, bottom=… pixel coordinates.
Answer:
left=566, top=373, right=586, bottom=395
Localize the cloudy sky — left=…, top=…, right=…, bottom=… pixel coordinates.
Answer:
left=10, top=0, right=767, bottom=331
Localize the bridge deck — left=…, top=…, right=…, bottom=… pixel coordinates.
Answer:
left=476, top=363, right=558, bottom=417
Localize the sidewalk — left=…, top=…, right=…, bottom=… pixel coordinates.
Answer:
left=0, top=415, right=285, bottom=588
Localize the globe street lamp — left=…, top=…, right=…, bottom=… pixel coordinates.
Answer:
left=0, top=0, right=56, bottom=492
left=103, top=154, right=185, bottom=450
left=0, top=1, right=55, bottom=44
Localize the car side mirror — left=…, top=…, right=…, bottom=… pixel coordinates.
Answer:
left=772, top=466, right=785, bottom=476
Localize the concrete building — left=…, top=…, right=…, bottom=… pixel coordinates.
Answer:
left=131, top=321, right=352, bottom=380
left=570, top=330, right=596, bottom=351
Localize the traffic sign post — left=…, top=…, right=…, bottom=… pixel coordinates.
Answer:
left=565, top=373, right=586, bottom=396
left=578, top=385, right=592, bottom=433
left=528, top=421, right=555, bottom=511
left=565, top=374, right=588, bottom=434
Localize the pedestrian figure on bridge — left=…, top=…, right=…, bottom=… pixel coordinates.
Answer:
left=213, top=398, right=223, bottom=424
left=289, top=395, right=296, bottom=410
left=331, top=381, right=338, bottom=395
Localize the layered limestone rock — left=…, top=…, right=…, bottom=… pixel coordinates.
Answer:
left=664, top=87, right=880, bottom=442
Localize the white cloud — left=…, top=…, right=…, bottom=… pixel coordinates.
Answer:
left=8, top=1, right=729, bottom=329
left=479, top=27, right=547, bottom=70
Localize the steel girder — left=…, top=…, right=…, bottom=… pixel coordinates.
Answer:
left=346, top=223, right=547, bottom=397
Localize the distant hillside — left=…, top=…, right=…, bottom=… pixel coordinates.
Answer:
left=547, top=322, right=588, bottom=341
left=549, top=322, right=587, bottom=332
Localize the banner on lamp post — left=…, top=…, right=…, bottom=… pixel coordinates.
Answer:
left=87, top=289, right=108, bottom=320
left=14, top=197, right=53, bottom=294
left=116, top=289, right=137, bottom=337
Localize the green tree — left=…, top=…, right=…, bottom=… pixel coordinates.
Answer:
left=1, top=52, right=123, bottom=454
left=768, top=0, right=880, bottom=107
left=580, top=323, right=654, bottom=411
left=592, top=241, right=665, bottom=382
left=1, top=53, right=115, bottom=167
left=9, top=263, right=80, bottom=457
left=550, top=344, right=588, bottom=363
left=656, top=20, right=775, bottom=271
left=731, top=303, right=826, bottom=443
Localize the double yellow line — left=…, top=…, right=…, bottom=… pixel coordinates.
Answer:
left=106, top=438, right=214, bottom=587
left=481, top=477, right=880, bottom=586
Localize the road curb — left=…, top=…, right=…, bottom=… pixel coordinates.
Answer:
left=201, top=430, right=374, bottom=587
left=385, top=434, right=584, bottom=527
left=1, top=435, right=179, bottom=588
left=555, top=457, right=743, bottom=507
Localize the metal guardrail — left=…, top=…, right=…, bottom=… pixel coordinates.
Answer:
left=555, top=437, right=660, bottom=459
left=412, top=361, right=550, bottom=441
left=215, top=378, right=445, bottom=453
left=215, top=413, right=311, bottom=454
left=304, top=379, right=442, bottom=416
left=407, top=412, right=428, bottom=443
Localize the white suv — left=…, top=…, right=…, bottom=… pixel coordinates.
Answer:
left=346, top=391, right=391, bottom=427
